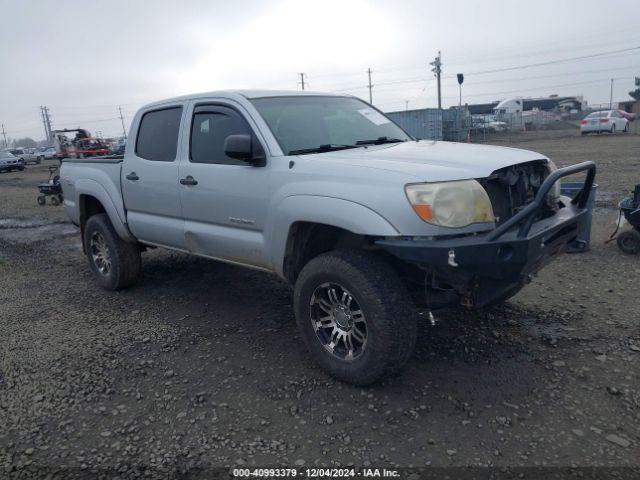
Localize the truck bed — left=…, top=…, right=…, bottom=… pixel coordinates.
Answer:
left=60, top=156, right=125, bottom=229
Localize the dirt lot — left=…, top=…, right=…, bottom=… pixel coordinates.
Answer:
left=1, top=132, right=640, bottom=478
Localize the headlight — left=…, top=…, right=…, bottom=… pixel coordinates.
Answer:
left=546, top=159, right=561, bottom=204
left=405, top=180, right=495, bottom=228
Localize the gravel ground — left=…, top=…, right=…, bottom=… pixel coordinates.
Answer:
left=1, top=134, right=639, bottom=478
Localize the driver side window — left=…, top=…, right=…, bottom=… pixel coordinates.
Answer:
left=190, top=106, right=262, bottom=165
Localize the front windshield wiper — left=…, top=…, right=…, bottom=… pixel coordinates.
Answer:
left=288, top=144, right=359, bottom=155
left=355, top=136, right=406, bottom=146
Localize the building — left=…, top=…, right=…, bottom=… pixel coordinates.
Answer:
left=618, top=100, right=640, bottom=115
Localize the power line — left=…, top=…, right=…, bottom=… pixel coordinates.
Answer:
left=366, top=63, right=640, bottom=96
left=447, top=46, right=640, bottom=78
left=321, top=46, right=640, bottom=93
left=376, top=75, right=635, bottom=110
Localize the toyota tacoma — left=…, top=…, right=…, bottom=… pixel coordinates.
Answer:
left=60, top=91, right=595, bottom=385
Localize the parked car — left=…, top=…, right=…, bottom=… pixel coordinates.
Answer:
left=0, top=151, right=25, bottom=172
left=60, top=90, right=595, bottom=385
left=9, top=148, right=39, bottom=164
left=471, top=114, right=508, bottom=133
left=580, top=110, right=629, bottom=134
left=36, top=146, right=57, bottom=162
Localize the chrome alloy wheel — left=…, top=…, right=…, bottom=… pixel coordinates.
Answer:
left=90, top=231, right=111, bottom=276
left=309, top=282, right=367, bottom=361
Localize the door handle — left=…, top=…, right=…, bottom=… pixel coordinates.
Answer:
left=126, top=172, right=139, bottom=181
left=179, top=176, right=198, bottom=186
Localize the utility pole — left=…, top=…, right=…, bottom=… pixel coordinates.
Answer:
left=635, top=76, right=640, bottom=134
left=40, top=106, right=48, bottom=142
left=118, top=106, right=127, bottom=139
left=298, top=73, right=306, bottom=91
left=430, top=51, right=442, bottom=109
left=367, top=68, right=373, bottom=104
left=405, top=100, right=409, bottom=111
left=609, top=78, right=614, bottom=109
left=1, top=124, right=7, bottom=148
left=40, top=106, right=53, bottom=142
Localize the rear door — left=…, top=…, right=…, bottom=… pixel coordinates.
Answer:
left=122, top=105, right=186, bottom=249
left=177, top=101, right=272, bottom=268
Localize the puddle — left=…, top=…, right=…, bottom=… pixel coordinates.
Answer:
left=0, top=218, right=80, bottom=249
left=520, top=317, right=590, bottom=341
left=0, top=218, right=57, bottom=229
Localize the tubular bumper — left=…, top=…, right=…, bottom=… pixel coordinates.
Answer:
left=377, top=161, right=596, bottom=282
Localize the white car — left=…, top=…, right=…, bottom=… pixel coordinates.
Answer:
left=580, top=110, right=629, bottom=135
left=36, top=146, right=57, bottom=162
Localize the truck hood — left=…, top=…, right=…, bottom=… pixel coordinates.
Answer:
left=301, top=140, right=549, bottom=182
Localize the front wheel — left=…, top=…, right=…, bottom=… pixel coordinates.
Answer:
left=293, top=250, right=417, bottom=386
left=611, top=124, right=616, bottom=134
left=623, top=123, right=629, bottom=133
left=617, top=230, right=640, bottom=255
left=83, top=213, right=141, bottom=290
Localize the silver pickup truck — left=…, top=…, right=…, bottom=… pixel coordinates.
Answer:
left=61, top=90, right=595, bottom=385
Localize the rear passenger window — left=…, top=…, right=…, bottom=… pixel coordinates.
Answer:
left=136, top=107, right=182, bottom=161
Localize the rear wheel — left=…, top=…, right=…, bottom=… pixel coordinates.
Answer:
left=611, top=124, right=616, bottom=134
left=294, top=250, right=417, bottom=385
left=617, top=230, right=640, bottom=255
left=84, top=213, right=141, bottom=290
left=623, top=123, right=629, bottom=133
left=50, top=196, right=59, bottom=206
left=37, top=195, right=46, bottom=206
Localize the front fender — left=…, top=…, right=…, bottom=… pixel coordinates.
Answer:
left=268, top=195, right=399, bottom=278
left=74, top=178, right=136, bottom=243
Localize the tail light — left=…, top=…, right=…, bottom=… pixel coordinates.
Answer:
left=599, top=118, right=609, bottom=123
left=580, top=120, right=587, bottom=125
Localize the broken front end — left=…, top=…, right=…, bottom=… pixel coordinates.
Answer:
left=378, top=161, right=596, bottom=309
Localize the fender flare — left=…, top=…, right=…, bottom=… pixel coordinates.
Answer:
left=74, top=178, right=136, bottom=243
left=268, top=195, right=399, bottom=278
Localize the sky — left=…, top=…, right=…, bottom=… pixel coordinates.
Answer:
left=1, top=0, right=639, bottom=141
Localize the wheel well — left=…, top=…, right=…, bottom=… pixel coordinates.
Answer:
left=79, top=194, right=106, bottom=230
left=78, top=195, right=107, bottom=251
left=283, top=222, right=371, bottom=284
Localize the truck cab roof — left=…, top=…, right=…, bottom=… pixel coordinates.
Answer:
left=140, top=90, right=349, bottom=110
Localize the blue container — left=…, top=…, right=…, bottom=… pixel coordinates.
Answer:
left=386, top=109, right=443, bottom=140
left=560, top=181, right=598, bottom=253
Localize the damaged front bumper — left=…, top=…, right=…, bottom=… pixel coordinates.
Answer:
left=377, top=161, right=596, bottom=308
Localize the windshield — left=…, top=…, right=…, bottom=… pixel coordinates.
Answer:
left=250, top=96, right=411, bottom=155
left=0, top=151, right=16, bottom=158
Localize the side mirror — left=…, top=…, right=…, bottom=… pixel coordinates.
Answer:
left=224, top=134, right=253, bottom=161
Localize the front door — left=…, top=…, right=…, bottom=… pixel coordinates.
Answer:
left=122, top=105, right=186, bottom=249
left=177, top=103, right=271, bottom=268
